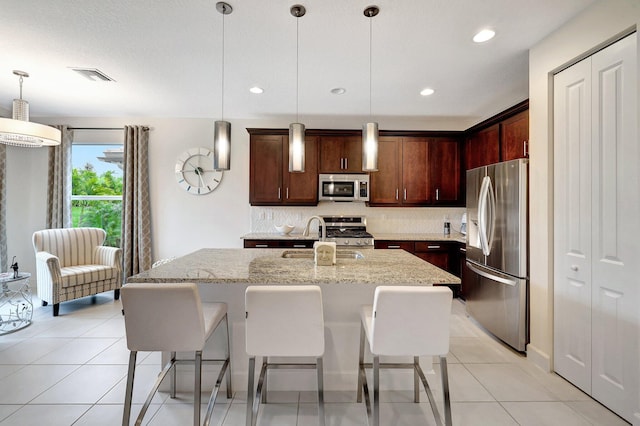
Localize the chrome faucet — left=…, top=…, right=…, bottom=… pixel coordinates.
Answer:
left=302, top=216, right=327, bottom=242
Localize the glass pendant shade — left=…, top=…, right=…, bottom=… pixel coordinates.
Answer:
left=213, top=120, right=231, bottom=170
left=362, top=122, right=379, bottom=171
left=289, top=122, right=305, bottom=173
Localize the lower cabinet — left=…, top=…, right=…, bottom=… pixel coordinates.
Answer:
left=243, top=239, right=315, bottom=249
left=375, top=240, right=463, bottom=296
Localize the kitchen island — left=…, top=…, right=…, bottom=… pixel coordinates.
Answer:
left=127, top=248, right=460, bottom=392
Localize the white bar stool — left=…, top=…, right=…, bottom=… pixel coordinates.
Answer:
left=121, top=282, right=232, bottom=426
left=245, top=285, right=325, bottom=426
left=357, top=286, right=453, bottom=426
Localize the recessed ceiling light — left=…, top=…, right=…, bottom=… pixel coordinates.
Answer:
left=420, top=88, right=435, bottom=96
left=330, top=87, right=346, bottom=95
left=249, top=86, right=264, bottom=94
left=473, top=29, right=495, bottom=43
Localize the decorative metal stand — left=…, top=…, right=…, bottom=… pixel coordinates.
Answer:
left=0, top=272, right=33, bottom=335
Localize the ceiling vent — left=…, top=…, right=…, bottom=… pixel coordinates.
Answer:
left=71, top=68, right=115, bottom=82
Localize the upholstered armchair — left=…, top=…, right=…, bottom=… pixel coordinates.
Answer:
left=32, top=227, right=122, bottom=316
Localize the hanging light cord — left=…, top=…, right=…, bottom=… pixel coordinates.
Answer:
left=295, top=13, right=300, bottom=123
left=368, top=13, right=372, bottom=119
left=221, top=5, right=226, bottom=121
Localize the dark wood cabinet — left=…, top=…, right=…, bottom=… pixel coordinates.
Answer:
left=249, top=134, right=318, bottom=206
left=319, top=136, right=362, bottom=173
left=244, top=239, right=315, bottom=249
left=413, top=241, right=450, bottom=271
left=464, top=100, right=529, bottom=170
left=465, top=124, right=499, bottom=170
left=369, top=136, right=462, bottom=206
left=428, top=137, right=461, bottom=204
left=501, top=110, right=529, bottom=161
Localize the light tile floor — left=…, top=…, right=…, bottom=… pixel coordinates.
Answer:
left=0, top=292, right=630, bottom=425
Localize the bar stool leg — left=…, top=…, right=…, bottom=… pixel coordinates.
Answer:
left=373, top=356, right=380, bottom=426
left=440, top=356, right=452, bottom=426
left=357, top=324, right=365, bottom=403
left=225, top=315, right=233, bottom=399
left=246, top=357, right=256, bottom=426
left=413, top=356, right=420, bottom=403
left=317, top=357, right=325, bottom=426
left=261, top=357, right=268, bottom=403
left=170, top=351, right=177, bottom=398
left=122, top=351, right=137, bottom=426
left=194, top=351, right=202, bottom=426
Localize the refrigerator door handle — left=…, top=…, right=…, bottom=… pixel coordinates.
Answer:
left=478, top=176, right=497, bottom=256
left=466, top=260, right=517, bottom=287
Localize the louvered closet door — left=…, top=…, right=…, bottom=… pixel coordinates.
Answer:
left=553, top=57, right=593, bottom=393
left=590, top=33, right=638, bottom=421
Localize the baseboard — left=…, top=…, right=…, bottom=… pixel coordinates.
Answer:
left=526, top=343, right=552, bottom=372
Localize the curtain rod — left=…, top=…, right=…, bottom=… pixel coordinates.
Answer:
left=67, top=126, right=150, bottom=131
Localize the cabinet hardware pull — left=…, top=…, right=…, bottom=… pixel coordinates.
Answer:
left=344, top=158, right=348, bottom=169
left=256, top=244, right=269, bottom=248
left=388, top=245, right=401, bottom=249
left=293, top=244, right=307, bottom=248
left=286, top=187, right=289, bottom=199
left=570, top=265, right=579, bottom=271
left=524, top=140, right=528, bottom=157
left=460, top=248, right=467, bottom=253
left=404, top=188, right=407, bottom=201
left=395, top=188, right=399, bottom=200
left=427, top=245, right=441, bottom=249
left=436, top=188, right=440, bottom=201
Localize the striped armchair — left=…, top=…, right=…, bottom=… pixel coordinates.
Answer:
left=32, top=227, right=122, bottom=316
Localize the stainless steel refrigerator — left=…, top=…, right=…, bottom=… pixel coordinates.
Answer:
left=465, top=158, right=528, bottom=351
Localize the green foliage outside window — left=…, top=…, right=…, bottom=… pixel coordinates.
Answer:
left=72, top=165, right=123, bottom=247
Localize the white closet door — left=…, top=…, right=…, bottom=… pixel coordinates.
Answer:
left=553, top=57, right=593, bottom=393
left=590, top=33, right=638, bottom=420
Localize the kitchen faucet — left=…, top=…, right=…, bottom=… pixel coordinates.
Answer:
left=302, top=216, right=326, bottom=242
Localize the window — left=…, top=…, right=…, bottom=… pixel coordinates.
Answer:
left=71, top=143, right=123, bottom=247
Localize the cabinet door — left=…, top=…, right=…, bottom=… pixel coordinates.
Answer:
left=465, top=124, right=499, bottom=170
left=250, top=135, right=284, bottom=205
left=284, top=136, right=318, bottom=205
left=342, top=136, right=363, bottom=172
left=369, top=137, right=401, bottom=205
left=428, top=137, right=461, bottom=204
left=401, top=138, right=429, bottom=205
left=318, top=136, right=344, bottom=173
left=501, top=110, right=529, bottom=161
left=319, top=136, right=363, bottom=173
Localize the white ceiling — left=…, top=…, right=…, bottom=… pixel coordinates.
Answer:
left=1, top=0, right=595, bottom=126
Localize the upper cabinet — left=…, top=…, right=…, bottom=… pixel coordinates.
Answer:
left=369, top=135, right=462, bottom=206
left=249, top=132, right=318, bottom=206
left=319, top=136, right=363, bottom=173
left=464, top=100, right=529, bottom=170
left=501, top=110, right=529, bottom=161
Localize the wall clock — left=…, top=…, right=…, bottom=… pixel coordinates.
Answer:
left=175, top=147, right=223, bottom=195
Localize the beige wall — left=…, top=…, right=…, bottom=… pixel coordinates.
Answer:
left=528, top=0, right=640, bottom=371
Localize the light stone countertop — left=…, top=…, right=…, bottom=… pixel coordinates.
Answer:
left=127, top=248, right=460, bottom=285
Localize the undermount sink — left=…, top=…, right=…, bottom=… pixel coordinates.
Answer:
left=281, top=250, right=365, bottom=260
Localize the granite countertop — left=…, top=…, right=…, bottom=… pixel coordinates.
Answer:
left=242, top=232, right=466, bottom=244
left=127, top=248, right=460, bottom=285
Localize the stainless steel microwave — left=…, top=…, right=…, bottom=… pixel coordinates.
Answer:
left=318, top=174, right=370, bottom=202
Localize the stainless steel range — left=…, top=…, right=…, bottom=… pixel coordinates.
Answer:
left=320, top=216, right=374, bottom=248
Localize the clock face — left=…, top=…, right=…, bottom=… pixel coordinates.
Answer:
left=175, top=147, right=223, bottom=195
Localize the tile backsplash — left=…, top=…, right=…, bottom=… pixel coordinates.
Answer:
left=250, top=203, right=466, bottom=235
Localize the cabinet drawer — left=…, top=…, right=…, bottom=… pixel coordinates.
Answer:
left=374, top=241, right=414, bottom=252
left=244, top=239, right=315, bottom=249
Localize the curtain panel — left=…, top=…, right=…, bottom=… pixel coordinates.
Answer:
left=121, top=125, right=152, bottom=280
left=46, top=125, right=73, bottom=229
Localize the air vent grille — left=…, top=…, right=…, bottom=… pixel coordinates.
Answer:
left=71, top=68, right=115, bottom=82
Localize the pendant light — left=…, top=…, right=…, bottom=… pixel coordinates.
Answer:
left=289, top=4, right=306, bottom=173
left=362, top=6, right=379, bottom=172
left=0, top=70, right=61, bottom=148
left=213, top=2, right=232, bottom=170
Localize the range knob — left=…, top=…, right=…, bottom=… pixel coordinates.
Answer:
left=343, top=240, right=350, bottom=245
